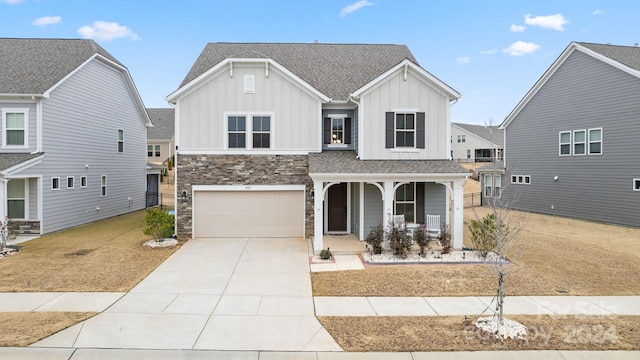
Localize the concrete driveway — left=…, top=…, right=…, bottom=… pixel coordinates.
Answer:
left=34, top=237, right=342, bottom=351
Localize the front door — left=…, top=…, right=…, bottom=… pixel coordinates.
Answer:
left=327, top=183, right=347, bottom=232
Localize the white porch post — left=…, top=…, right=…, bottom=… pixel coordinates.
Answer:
left=382, top=181, right=394, bottom=230
left=313, top=180, right=324, bottom=252
left=452, top=179, right=464, bottom=249
left=0, top=179, right=5, bottom=221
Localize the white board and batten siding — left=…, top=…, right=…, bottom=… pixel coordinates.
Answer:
left=503, top=49, right=640, bottom=227
left=178, top=63, right=322, bottom=152
left=23, top=58, right=148, bottom=234
left=192, top=185, right=306, bottom=238
left=359, top=68, right=449, bottom=160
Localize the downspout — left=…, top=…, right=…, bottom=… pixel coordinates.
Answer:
left=33, top=96, right=43, bottom=154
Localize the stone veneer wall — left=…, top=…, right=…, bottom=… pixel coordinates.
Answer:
left=176, top=154, right=313, bottom=239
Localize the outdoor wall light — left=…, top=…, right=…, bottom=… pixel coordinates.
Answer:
left=553, top=176, right=559, bottom=181
left=181, top=191, right=188, bottom=202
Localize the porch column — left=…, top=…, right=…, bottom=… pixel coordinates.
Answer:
left=452, top=179, right=464, bottom=249
left=313, top=180, right=324, bottom=252
left=0, top=179, right=5, bottom=221
left=382, top=181, right=394, bottom=230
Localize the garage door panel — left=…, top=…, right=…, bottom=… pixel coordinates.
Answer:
left=194, top=190, right=304, bottom=238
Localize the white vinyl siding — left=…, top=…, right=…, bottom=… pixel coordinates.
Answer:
left=177, top=63, right=320, bottom=151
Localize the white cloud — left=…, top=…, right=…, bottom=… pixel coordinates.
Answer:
left=524, top=13, right=569, bottom=31
left=32, top=16, right=61, bottom=27
left=510, top=24, right=526, bottom=32
left=0, top=0, right=25, bottom=4
left=502, top=41, right=540, bottom=56
left=592, top=9, right=604, bottom=15
left=340, top=0, right=374, bottom=17
left=480, top=48, right=497, bottom=55
left=77, top=21, right=139, bottom=42
left=456, top=57, right=470, bottom=64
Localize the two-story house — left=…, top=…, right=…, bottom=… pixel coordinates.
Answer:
left=146, top=108, right=175, bottom=165
left=451, top=123, right=503, bottom=163
left=166, top=42, right=469, bottom=251
left=497, top=42, right=640, bottom=227
left=0, top=38, right=151, bottom=234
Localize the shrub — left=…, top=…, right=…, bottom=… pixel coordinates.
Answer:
left=319, top=248, right=332, bottom=260
left=468, top=213, right=502, bottom=258
left=143, top=208, right=174, bottom=241
left=365, top=223, right=384, bottom=254
left=439, top=224, right=452, bottom=254
left=414, top=224, right=429, bottom=256
left=0, top=217, right=16, bottom=252
left=387, top=218, right=412, bottom=259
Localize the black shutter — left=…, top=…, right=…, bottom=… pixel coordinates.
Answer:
left=385, top=112, right=394, bottom=148
left=416, top=182, right=425, bottom=224
left=323, top=117, right=331, bottom=144
left=345, top=118, right=352, bottom=144
left=416, top=112, right=425, bottom=149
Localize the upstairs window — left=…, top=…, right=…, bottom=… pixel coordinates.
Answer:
left=117, top=129, right=124, bottom=153
left=154, top=145, right=161, bottom=157
left=395, top=113, right=415, bottom=147
left=573, top=130, right=586, bottom=155
left=386, top=112, right=425, bottom=149
left=559, top=131, right=571, bottom=156
left=457, top=134, right=465, bottom=143
left=323, top=116, right=352, bottom=146
left=588, top=128, right=602, bottom=154
left=228, top=116, right=246, bottom=148
left=252, top=116, right=270, bottom=149
left=3, top=110, right=27, bottom=147
left=147, top=145, right=153, bottom=157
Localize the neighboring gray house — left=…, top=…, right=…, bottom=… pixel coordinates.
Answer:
left=451, top=123, right=503, bottom=162
left=166, top=42, right=470, bottom=251
left=0, top=38, right=152, bottom=234
left=495, top=41, right=640, bottom=227
left=146, top=108, right=175, bottom=165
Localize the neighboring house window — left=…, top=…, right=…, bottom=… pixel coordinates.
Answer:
left=395, top=113, right=415, bottom=147
left=7, top=179, right=25, bottom=219
left=466, top=149, right=471, bottom=159
left=588, top=128, right=602, bottom=154
left=457, top=134, right=465, bottom=143
left=101, top=175, right=107, bottom=196
left=67, top=176, right=74, bottom=189
left=154, top=144, right=161, bottom=157
left=81, top=176, right=87, bottom=188
left=511, top=175, right=531, bottom=184
left=252, top=116, right=271, bottom=149
left=385, top=112, right=425, bottom=149
left=51, top=177, right=60, bottom=190
left=573, top=130, right=586, bottom=155
left=228, top=116, right=246, bottom=148
left=484, top=174, right=501, bottom=197
left=634, top=179, right=640, bottom=191
left=559, top=131, right=571, bottom=156
left=394, top=183, right=415, bottom=223
left=3, top=109, right=27, bottom=147
left=147, top=145, right=153, bottom=157
left=117, top=129, right=124, bottom=153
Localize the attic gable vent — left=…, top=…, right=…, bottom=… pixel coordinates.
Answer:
left=244, top=75, right=255, bottom=94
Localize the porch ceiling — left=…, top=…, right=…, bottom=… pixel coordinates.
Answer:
left=308, top=151, right=470, bottom=181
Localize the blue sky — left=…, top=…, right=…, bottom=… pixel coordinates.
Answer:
left=2, top=0, right=638, bottom=125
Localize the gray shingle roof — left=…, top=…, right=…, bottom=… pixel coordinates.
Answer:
left=309, top=151, right=469, bottom=175
left=0, top=38, right=122, bottom=95
left=578, top=42, right=640, bottom=71
left=453, top=123, right=503, bottom=146
left=146, top=108, right=175, bottom=140
left=179, top=42, right=421, bottom=100
left=0, top=153, right=44, bottom=172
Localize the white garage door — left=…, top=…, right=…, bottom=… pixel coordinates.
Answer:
left=194, top=190, right=305, bottom=238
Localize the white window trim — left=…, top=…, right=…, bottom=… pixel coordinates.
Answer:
left=51, top=177, right=60, bottom=190
left=559, top=131, right=571, bottom=156
left=154, top=144, right=161, bottom=157
left=7, top=178, right=28, bottom=220
left=147, top=145, right=153, bottom=157
left=394, top=112, right=416, bottom=148
left=101, top=175, right=107, bottom=197
left=510, top=174, right=532, bottom=185
left=2, top=108, right=29, bottom=149
left=80, top=176, right=87, bottom=188
left=588, top=127, right=603, bottom=155
left=633, top=178, right=640, bottom=191
left=223, top=112, right=275, bottom=150
left=573, top=129, right=586, bottom=156
left=457, top=134, right=465, bottom=143
left=394, top=182, right=416, bottom=223
left=67, top=176, right=74, bottom=189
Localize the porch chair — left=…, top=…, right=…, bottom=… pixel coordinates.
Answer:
left=425, top=214, right=441, bottom=242
left=393, top=214, right=405, bottom=227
